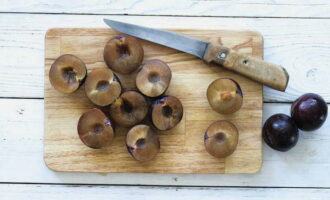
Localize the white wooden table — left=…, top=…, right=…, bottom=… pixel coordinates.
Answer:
left=1, top=1, right=330, bottom=199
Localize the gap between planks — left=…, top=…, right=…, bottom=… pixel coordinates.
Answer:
left=1, top=0, right=330, bottom=18
left=0, top=11, right=330, bottom=20
left=0, top=182, right=330, bottom=189
left=0, top=183, right=329, bottom=200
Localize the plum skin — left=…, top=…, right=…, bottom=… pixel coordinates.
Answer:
left=291, top=93, right=327, bottom=131
left=262, top=114, right=299, bottom=152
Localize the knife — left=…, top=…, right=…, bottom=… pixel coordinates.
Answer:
left=104, top=19, right=289, bottom=91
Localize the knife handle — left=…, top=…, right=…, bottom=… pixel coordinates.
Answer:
left=203, top=44, right=289, bottom=91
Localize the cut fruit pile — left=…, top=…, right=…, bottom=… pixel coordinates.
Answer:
left=50, top=34, right=312, bottom=161
left=49, top=35, right=183, bottom=162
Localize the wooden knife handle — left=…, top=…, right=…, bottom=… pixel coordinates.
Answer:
left=203, top=44, right=289, bottom=91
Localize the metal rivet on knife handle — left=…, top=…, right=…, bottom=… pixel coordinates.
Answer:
left=203, top=43, right=289, bottom=91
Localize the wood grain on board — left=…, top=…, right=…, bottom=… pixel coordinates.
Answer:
left=44, top=28, right=263, bottom=174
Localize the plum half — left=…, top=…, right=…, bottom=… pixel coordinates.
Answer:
left=207, top=78, right=243, bottom=114
left=291, top=93, right=327, bottom=131
left=136, top=59, right=172, bottom=97
left=204, top=120, right=239, bottom=158
left=104, top=35, right=144, bottom=74
left=109, top=91, right=148, bottom=127
left=85, top=67, right=122, bottom=106
left=263, top=114, right=299, bottom=152
left=151, top=96, right=183, bottom=131
left=126, top=124, right=160, bottom=161
left=77, top=108, right=114, bottom=149
left=49, top=54, right=87, bottom=93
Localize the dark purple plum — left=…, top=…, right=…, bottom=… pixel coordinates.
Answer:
left=263, top=114, right=299, bottom=152
left=291, top=93, right=327, bottom=131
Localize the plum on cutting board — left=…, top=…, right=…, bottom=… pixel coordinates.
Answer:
left=49, top=54, right=87, bottom=94
left=77, top=108, right=114, bottom=149
left=206, top=78, right=243, bottom=114
left=104, top=35, right=144, bottom=74
left=151, top=96, right=183, bottom=131
left=126, top=124, right=160, bottom=161
left=109, top=91, right=148, bottom=127
left=136, top=59, right=172, bottom=98
left=204, top=120, right=239, bottom=158
left=85, top=67, right=122, bottom=106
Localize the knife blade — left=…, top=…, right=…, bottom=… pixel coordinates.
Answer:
left=104, top=19, right=208, bottom=59
left=104, top=19, right=289, bottom=91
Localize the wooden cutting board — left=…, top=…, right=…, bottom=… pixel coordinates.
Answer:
left=44, top=28, right=263, bottom=174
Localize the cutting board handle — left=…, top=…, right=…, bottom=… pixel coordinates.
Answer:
left=203, top=44, right=289, bottom=91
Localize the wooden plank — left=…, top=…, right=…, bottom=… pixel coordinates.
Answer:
left=1, top=14, right=330, bottom=102
left=44, top=28, right=263, bottom=174
left=1, top=184, right=329, bottom=200
left=1, top=99, right=329, bottom=187
left=1, top=0, right=330, bottom=18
